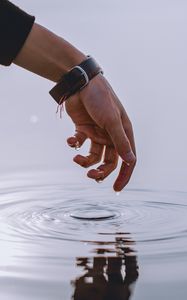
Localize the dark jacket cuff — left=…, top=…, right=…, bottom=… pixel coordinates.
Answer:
left=0, top=0, right=35, bottom=66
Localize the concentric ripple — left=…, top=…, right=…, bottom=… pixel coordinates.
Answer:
left=70, top=208, right=117, bottom=220
left=0, top=173, right=187, bottom=257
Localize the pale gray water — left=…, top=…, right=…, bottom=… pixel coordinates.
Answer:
left=0, top=0, right=187, bottom=299
left=0, top=170, right=186, bottom=299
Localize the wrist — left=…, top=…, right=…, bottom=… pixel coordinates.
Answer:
left=55, top=49, right=87, bottom=82
left=49, top=56, right=103, bottom=103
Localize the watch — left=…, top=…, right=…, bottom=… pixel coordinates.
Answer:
left=49, top=56, right=103, bottom=104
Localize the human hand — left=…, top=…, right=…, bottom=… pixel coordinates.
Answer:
left=12, top=21, right=136, bottom=190
left=65, top=74, right=136, bottom=191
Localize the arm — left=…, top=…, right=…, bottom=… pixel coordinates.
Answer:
left=1, top=2, right=136, bottom=191
left=14, top=23, right=86, bottom=82
left=14, top=23, right=136, bottom=191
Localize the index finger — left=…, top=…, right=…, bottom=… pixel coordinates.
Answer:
left=106, top=118, right=136, bottom=164
left=121, top=111, right=136, bottom=157
left=105, top=118, right=136, bottom=191
left=113, top=160, right=136, bottom=191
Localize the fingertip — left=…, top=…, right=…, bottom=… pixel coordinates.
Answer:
left=67, top=136, right=77, bottom=146
left=87, top=169, right=104, bottom=179
left=73, top=155, right=88, bottom=167
left=113, top=183, right=121, bottom=192
left=113, top=182, right=125, bottom=192
left=73, top=154, right=81, bottom=161
left=113, top=168, right=131, bottom=192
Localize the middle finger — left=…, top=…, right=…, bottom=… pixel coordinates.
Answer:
left=73, top=141, right=104, bottom=168
left=87, top=146, right=118, bottom=181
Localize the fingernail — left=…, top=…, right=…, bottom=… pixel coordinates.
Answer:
left=96, top=170, right=104, bottom=183
left=98, top=170, right=104, bottom=175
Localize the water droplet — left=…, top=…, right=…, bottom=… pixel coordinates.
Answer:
left=96, top=180, right=103, bottom=183
left=75, top=141, right=80, bottom=151
left=116, top=192, right=120, bottom=196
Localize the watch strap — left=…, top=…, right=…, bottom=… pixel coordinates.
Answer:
left=49, top=56, right=103, bottom=104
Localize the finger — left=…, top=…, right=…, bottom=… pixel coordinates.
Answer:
left=87, top=168, right=105, bottom=181
left=121, top=113, right=136, bottom=156
left=73, top=142, right=104, bottom=168
left=67, top=131, right=87, bottom=148
left=114, top=114, right=136, bottom=191
left=106, top=118, right=136, bottom=191
left=113, top=159, right=136, bottom=191
left=76, top=125, right=111, bottom=146
left=87, top=146, right=118, bottom=180
left=106, top=118, right=136, bottom=165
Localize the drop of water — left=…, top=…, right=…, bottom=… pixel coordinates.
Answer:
left=116, top=192, right=120, bottom=196
left=96, top=180, right=103, bottom=183
left=75, top=141, right=80, bottom=151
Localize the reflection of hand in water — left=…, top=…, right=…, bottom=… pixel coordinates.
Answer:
left=73, top=257, right=107, bottom=300
left=72, top=235, right=139, bottom=300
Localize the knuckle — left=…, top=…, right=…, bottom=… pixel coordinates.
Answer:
left=105, top=160, right=118, bottom=170
left=125, top=151, right=137, bottom=166
left=130, top=155, right=137, bottom=168
left=133, top=155, right=137, bottom=166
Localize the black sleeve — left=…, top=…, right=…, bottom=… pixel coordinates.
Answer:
left=0, top=0, right=35, bottom=66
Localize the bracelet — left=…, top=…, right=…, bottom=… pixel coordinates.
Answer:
left=49, top=56, right=103, bottom=105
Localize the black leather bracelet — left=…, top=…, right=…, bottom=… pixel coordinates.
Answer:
left=49, top=56, right=103, bottom=104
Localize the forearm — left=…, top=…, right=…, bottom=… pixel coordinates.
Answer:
left=14, top=23, right=87, bottom=82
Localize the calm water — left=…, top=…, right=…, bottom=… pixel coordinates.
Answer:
left=0, top=170, right=186, bottom=299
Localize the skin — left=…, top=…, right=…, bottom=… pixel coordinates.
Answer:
left=14, top=23, right=136, bottom=191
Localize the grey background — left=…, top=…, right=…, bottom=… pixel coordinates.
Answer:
left=0, top=0, right=186, bottom=191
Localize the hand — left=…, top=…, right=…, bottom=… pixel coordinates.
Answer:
left=12, top=22, right=136, bottom=190
left=65, top=74, right=136, bottom=191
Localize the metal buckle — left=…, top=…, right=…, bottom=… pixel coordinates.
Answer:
left=73, top=66, right=89, bottom=89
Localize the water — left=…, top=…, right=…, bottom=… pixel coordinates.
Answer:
left=0, top=170, right=186, bottom=299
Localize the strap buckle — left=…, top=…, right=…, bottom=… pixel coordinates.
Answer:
left=73, top=66, right=89, bottom=89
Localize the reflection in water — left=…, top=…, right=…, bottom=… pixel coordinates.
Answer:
left=72, top=235, right=139, bottom=300
left=1, top=178, right=186, bottom=299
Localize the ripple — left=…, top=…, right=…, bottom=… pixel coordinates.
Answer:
left=0, top=175, right=187, bottom=257
left=70, top=208, right=117, bottom=220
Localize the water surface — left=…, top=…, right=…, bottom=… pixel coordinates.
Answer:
left=0, top=170, right=186, bottom=299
